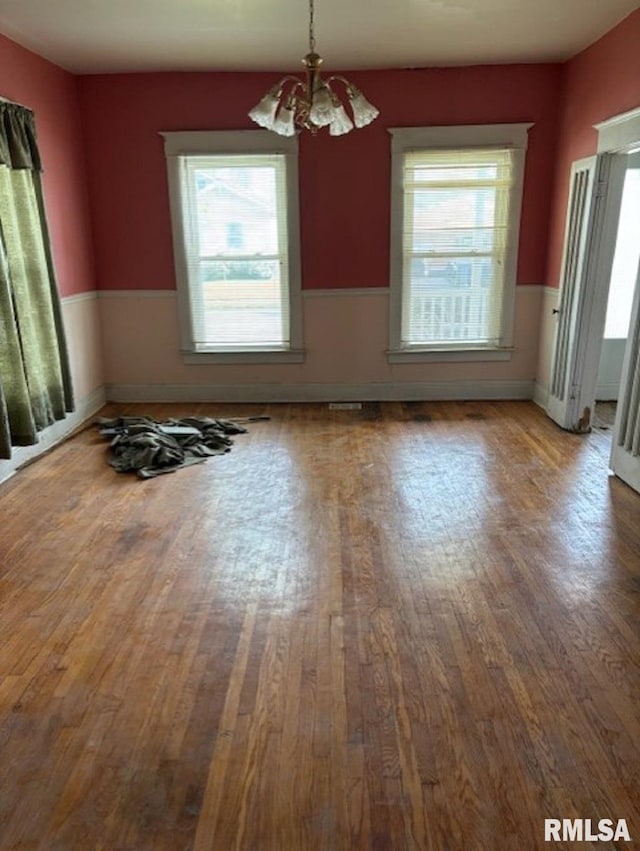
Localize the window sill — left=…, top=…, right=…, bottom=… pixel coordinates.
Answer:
left=182, top=348, right=305, bottom=365
left=386, top=347, right=514, bottom=364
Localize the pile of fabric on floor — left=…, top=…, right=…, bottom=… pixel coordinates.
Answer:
left=96, top=416, right=247, bottom=479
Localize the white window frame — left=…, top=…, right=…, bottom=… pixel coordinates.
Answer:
left=387, top=123, right=532, bottom=363
left=162, top=130, right=304, bottom=364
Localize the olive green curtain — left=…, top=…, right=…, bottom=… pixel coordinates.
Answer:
left=0, top=101, right=73, bottom=460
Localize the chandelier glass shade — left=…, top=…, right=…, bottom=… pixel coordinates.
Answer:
left=249, top=0, right=379, bottom=137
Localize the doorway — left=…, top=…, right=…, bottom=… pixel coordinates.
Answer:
left=546, top=106, right=640, bottom=492
left=594, top=152, right=640, bottom=432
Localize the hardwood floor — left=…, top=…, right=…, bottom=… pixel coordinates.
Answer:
left=0, top=401, right=638, bottom=851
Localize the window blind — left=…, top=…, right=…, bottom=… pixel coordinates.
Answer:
left=401, top=147, right=515, bottom=349
left=181, top=153, right=290, bottom=350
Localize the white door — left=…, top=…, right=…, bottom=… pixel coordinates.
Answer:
left=547, top=154, right=627, bottom=431
left=610, top=257, right=640, bottom=493
left=547, top=157, right=597, bottom=429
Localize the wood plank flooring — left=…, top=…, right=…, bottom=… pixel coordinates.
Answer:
left=0, top=400, right=638, bottom=851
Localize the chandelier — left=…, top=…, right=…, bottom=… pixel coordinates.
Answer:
left=248, top=0, right=379, bottom=137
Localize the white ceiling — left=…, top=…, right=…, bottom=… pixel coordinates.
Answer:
left=0, top=0, right=638, bottom=75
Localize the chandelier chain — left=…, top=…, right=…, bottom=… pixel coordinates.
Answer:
left=308, top=0, right=316, bottom=53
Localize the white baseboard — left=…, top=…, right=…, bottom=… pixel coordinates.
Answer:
left=595, top=382, right=620, bottom=402
left=0, top=385, right=107, bottom=486
left=533, top=382, right=549, bottom=409
left=106, top=380, right=535, bottom=404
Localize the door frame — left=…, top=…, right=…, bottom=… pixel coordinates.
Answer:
left=555, top=107, right=640, bottom=433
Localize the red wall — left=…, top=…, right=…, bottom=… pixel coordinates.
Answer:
left=78, top=63, right=562, bottom=291
left=546, top=9, right=640, bottom=289
left=2, top=10, right=637, bottom=299
left=0, top=33, right=95, bottom=297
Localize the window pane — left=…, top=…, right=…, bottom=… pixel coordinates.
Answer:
left=412, top=163, right=498, bottom=183
left=411, top=188, right=499, bottom=253
left=196, top=259, right=284, bottom=345
left=407, top=257, right=499, bottom=344
left=186, top=155, right=290, bottom=349
left=193, top=166, right=279, bottom=257
left=409, top=257, right=492, bottom=290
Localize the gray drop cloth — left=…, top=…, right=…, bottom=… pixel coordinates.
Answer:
left=96, top=416, right=247, bottom=479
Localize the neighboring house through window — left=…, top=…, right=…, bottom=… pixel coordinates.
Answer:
left=163, top=130, right=303, bottom=363
left=388, top=123, right=532, bottom=362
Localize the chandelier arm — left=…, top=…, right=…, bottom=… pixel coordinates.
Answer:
left=325, top=74, right=358, bottom=94
left=273, top=74, right=309, bottom=94
left=286, top=79, right=308, bottom=108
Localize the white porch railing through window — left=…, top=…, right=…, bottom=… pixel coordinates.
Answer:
left=408, top=286, right=492, bottom=345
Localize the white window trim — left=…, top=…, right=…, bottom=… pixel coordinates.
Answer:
left=162, top=130, right=304, bottom=364
left=387, top=123, right=532, bottom=363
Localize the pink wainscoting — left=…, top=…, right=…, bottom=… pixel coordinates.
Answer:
left=546, top=9, right=640, bottom=290
left=0, top=33, right=95, bottom=297
left=78, top=63, right=562, bottom=292
left=98, top=286, right=543, bottom=393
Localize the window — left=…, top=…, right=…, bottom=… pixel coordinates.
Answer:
left=388, top=124, right=531, bottom=362
left=163, top=131, right=303, bottom=363
left=226, top=222, right=244, bottom=250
